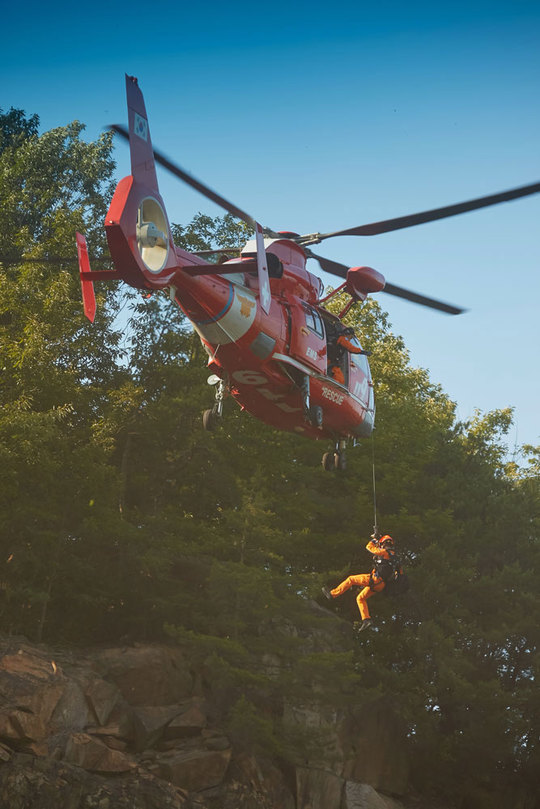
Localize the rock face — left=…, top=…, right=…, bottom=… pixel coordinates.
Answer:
left=0, top=634, right=410, bottom=808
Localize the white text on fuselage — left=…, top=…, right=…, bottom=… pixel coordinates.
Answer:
left=232, top=370, right=302, bottom=413
left=353, top=379, right=368, bottom=400
left=322, top=387, right=345, bottom=405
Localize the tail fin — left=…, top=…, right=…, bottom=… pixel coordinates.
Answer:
left=125, top=74, right=160, bottom=192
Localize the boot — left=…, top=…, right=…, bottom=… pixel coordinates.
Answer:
left=321, top=586, right=332, bottom=601
left=357, top=618, right=372, bottom=632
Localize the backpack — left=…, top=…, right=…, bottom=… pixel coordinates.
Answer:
left=374, top=550, right=409, bottom=597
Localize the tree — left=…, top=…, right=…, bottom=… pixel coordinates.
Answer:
left=0, top=110, right=125, bottom=640
left=0, top=107, right=39, bottom=153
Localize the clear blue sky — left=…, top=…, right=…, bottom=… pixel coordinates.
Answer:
left=2, top=0, right=539, bottom=452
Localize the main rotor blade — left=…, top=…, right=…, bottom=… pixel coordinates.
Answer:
left=308, top=250, right=464, bottom=314
left=306, top=250, right=349, bottom=278
left=382, top=282, right=465, bottom=314
left=110, top=124, right=275, bottom=234
left=316, top=180, right=540, bottom=240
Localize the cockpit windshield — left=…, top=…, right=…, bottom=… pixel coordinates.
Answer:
left=349, top=337, right=370, bottom=374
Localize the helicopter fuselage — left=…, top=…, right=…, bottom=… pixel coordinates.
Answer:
left=104, top=179, right=375, bottom=441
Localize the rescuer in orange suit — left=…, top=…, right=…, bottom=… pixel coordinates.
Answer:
left=322, top=535, right=395, bottom=631
left=329, top=325, right=370, bottom=384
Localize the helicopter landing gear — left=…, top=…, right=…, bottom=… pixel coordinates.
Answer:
left=203, top=375, right=227, bottom=431
left=322, top=452, right=334, bottom=471
left=308, top=405, right=323, bottom=428
left=202, top=407, right=220, bottom=431
left=301, top=375, right=323, bottom=429
left=322, top=439, right=347, bottom=471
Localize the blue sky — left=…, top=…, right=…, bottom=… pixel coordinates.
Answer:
left=2, top=0, right=539, bottom=451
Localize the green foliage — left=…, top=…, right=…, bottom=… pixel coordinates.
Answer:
left=0, top=107, right=539, bottom=806
left=0, top=107, right=39, bottom=153
left=0, top=110, right=124, bottom=641
left=227, top=694, right=281, bottom=757
left=171, top=212, right=251, bottom=255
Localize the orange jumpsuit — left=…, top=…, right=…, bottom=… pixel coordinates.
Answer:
left=331, top=335, right=366, bottom=384
left=330, top=540, right=391, bottom=620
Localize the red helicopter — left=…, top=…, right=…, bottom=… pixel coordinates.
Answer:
left=77, top=76, right=540, bottom=470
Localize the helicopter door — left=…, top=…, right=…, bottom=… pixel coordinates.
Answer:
left=348, top=339, right=373, bottom=409
left=289, top=303, right=327, bottom=374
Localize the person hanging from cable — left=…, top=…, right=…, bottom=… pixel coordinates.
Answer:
left=322, top=534, right=399, bottom=631
left=326, top=324, right=370, bottom=385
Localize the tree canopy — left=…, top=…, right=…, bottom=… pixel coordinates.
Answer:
left=0, top=109, right=539, bottom=807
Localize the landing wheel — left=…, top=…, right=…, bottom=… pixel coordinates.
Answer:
left=308, top=405, right=323, bottom=428
left=202, top=409, right=219, bottom=431
left=334, top=451, right=347, bottom=471
left=322, top=452, right=334, bottom=472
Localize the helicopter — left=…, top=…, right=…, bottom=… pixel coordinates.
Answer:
left=77, top=75, right=540, bottom=470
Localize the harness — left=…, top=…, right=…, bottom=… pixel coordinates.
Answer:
left=372, top=548, right=398, bottom=582
left=370, top=546, right=406, bottom=591
left=370, top=548, right=409, bottom=596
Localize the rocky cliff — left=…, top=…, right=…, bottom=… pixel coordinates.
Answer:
left=0, top=623, right=414, bottom=809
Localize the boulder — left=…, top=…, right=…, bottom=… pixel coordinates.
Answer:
left=163, top=698, right=207, bottom=739
left=156, top=747, right=232, bottom=791
left=64, top=732, right=136, bottom=773
left=50, top=679, right=93, bottom=731
left=6, top=709, right=47, bottom=742
left=201, top=729, right=231, bottom=751
left=344, top=781, right=403, bottom=809
left=223, top=753, right=296, bottom=809
left=0, top=644, right=64, bottom=727
left=0, top=743, right=12, bottom=762
left=131, top=705, right=184, bottom=751
left=0, top=648, right=59, bottom=681
left=0, top=752, right=191, bottom=809
left=296, top=766, right=344, bottom=809
left=94, top=645, right=193, bottom=706
left=85, top=677, right=121, bottom=725
left=85, top=713, right=134, bottom=745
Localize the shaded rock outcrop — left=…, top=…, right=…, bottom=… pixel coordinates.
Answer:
left=0, top=633, right=410, bottom=808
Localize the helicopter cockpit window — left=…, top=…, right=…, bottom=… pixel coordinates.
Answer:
left=303, top=304, right=324, bottom=338
left=350, top=340, right=370, bottom=372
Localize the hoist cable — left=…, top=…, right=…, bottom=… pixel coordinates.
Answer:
left=371, top=434, right=378, bottom=538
